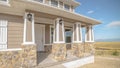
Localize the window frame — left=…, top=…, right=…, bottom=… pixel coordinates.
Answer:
left=0, top=20, right=8, bottom=50
left=64, top=4, right=70, bottom=11
left=32, top=0, right=44, bottom=3
left=50, top=0, right=58, bottom=7
left=0, top=0, right=9, bottom=3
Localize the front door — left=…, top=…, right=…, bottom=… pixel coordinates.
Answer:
left=35, top=24, right=45, bottom=51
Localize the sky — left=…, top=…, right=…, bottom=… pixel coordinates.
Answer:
left=75, top=0, right=120, bottom=41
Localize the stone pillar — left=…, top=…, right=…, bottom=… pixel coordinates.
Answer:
left=85, top=25, right=95, bottom=56
left=22, top=12, right=37, bottom=67
left=72, top=22, right=84, bottom=57
left=21, top=44, right=37, bottom=67
left=52, top=18, right=66, bottom=61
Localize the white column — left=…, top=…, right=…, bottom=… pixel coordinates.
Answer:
left=85, top=25, right=94, bottom=42
left=72, top=22, right=82, bottom=43
left=53, top=18, right=65, bottom=43
left=23, top=12, right=35, bottom=45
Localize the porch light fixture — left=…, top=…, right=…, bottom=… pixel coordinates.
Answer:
left=59, top=18, right=63, bottom=25
left=27, top=13, right=32, bottom=21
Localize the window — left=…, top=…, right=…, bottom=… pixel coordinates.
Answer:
left=65, top=29, right=72, bottom=43
left=33, top=0, right=43, bottom=3
left=51, top=0, right=58, bottom=7
left=64, top=4, right=70, bottom=11
left=0, top=20, right=8, bottom=50
left=0, top=0, right=8, bottom=3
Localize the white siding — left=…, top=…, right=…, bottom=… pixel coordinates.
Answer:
left=0, top=20, right=8, bottom=50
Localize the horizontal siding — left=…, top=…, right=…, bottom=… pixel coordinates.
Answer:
left=0, top=14, right=24, bottom=49
left=8, top=21, right=23, bottom=48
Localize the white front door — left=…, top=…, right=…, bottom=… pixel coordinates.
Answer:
left=35, top=24, right=45, bottom=51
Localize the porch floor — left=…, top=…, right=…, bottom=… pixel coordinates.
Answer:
left=36, top=50, right=80, bottom=68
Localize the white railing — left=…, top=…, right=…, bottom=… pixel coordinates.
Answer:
left=0, top=20, right=8, bottom=50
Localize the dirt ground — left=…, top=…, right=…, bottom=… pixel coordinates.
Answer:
left=80, top=56, right=120, bottom=68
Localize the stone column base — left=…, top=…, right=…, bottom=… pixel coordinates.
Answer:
left=52, top=43, right=66, bottom=61
left=72, top=43, right=84, bottom=57
left=84, top=43, right=95, bottom=56
left=0, top=44, right=37, bottom=68
left=21, top=44, right=37, bottom=67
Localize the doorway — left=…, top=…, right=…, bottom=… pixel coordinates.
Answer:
left=35, top=24, right=45, bottom=52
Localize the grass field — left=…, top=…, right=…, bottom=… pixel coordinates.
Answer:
left=95, top=42, right=120, bottom=56
left=80, top=42, right=120, bottom=68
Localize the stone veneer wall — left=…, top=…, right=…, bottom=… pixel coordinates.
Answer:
left=0, top=45, right=37, bottom=68
left=52, top=43, right=66, bottom=61
left=72, top=43, right=84, bottom=57
left=84, top=43, right=95, bottom=56
left=44, top=45, right=52, bottom=53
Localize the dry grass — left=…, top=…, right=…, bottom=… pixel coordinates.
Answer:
left=95, top=42, right=120, bottom=56
left=80, top=56, right=120, bottom=68
left=80, top=42, right=120, bottom=68
left=95, top=42, right=120, bottom=49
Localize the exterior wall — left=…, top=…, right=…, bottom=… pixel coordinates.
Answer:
left=84, top=42, right=95, bottom=56
left=52, top=43, right=66, bottom=61
left=0, top=14, right=23, bottom=49
left=45, top=24, right=50, bottom=44
left=0, top=45, right=37, bottom=68
left=26, top=20, right=32, bottom=42
left=72, top=43, right=84, bottom=57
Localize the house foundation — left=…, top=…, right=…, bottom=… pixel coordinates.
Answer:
left=0, top=44, right=37, bottom=68
left=84, top=43, right=95, bottom=56
left=72, top=43, right=84, bottom=57
left=52, top=43, right=66, bottom=61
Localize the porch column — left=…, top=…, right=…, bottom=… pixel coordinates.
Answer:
left=21, top=12, right=37, bottom=67
left=23, top=12, right=35, bottom=44
left=85, top=25, right=95, bottom=56
left=85, top=25, right=94, bottom=42
left=72, top=22, right=84, bottom=57
left=52, top=18, right=66, bottom=61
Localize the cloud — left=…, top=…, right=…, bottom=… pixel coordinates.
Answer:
left=87, top=10, right=94, bottom=14
left=107, top=21, right=120, bottom=27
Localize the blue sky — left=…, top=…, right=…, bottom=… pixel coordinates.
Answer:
left=75, top=0, right=120, bottom=41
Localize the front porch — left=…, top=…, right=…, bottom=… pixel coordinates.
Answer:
left=0, top=10, right=95, bottom=68
left=36, top=49, right=94, bottom=68
left=23, top=10, right=95, bottom=67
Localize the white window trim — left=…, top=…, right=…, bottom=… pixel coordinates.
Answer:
left=0, top=20, right=8, bottom=50
left=0, top=48, right=22, bottom=51
left=0, top=0, right=10, bottom=6
left=23, top=12, right=35, bottom=45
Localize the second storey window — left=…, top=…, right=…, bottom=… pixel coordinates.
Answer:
left=0, top=0, right=8, bottom=3
left=51, top=0, right=58, bottom=7
left=33, top=0, right=43, bottom=3
left=64, top=4, right=70, bottom=11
